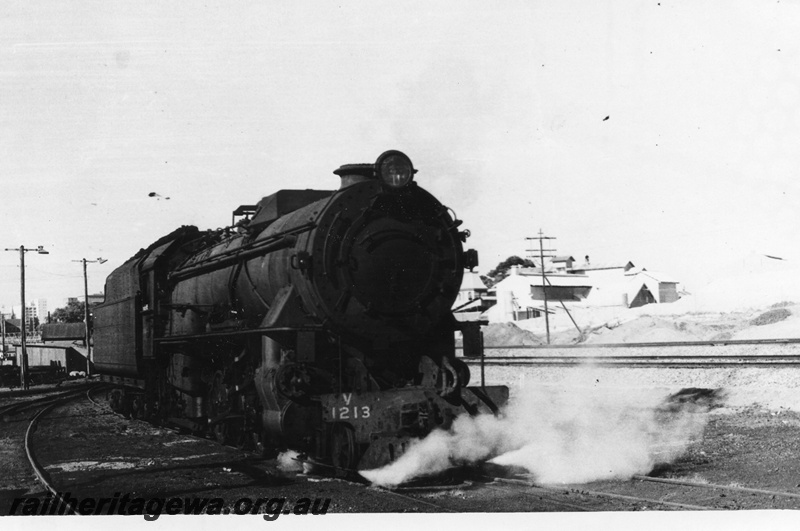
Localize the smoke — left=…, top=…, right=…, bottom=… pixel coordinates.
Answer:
left=360, top=380, right=712, bottom=487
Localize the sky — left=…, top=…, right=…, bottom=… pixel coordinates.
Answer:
left=1, top=0, right=799, bottom=313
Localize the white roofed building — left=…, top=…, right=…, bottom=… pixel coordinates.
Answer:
left=485, top=258, right=681, bottom=323
left=625, top=269, right=680, bottom=306
left=486, top=265, right=591, bottom=322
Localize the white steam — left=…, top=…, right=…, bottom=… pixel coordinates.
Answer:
left=277, top=450, right=304, bottom=473
left=360, top=382, right=710, bottom=487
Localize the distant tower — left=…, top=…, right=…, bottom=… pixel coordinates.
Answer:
left=37, top=299, right=47, bottom=323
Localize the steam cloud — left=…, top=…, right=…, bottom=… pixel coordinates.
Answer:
left=277, top=450, right=303, bottom=473
left=360, top=378, right=712, bottom=487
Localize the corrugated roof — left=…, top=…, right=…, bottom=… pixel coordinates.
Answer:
left=499, top=269, right=590, bottom=286
left=453, top=298, right=484, bottom=312
left=511, top=266, right=549, bottom=276
left=526, top=274, right=592, bottom=288
left=572, top=261, right=635, bottom=271
left=637, top=270, right=679, bottom=284
left=42, top=323, right=86, bottom=341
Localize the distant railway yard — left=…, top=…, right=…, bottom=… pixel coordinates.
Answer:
left=3, top=339, right=800, bottom=515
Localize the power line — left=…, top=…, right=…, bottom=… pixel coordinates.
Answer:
left=523, top=230, right=583, bottom=344
left=525, top=230, right=556, bottom=344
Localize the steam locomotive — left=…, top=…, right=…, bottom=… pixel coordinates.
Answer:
left=93, top=150, right=508, bottom=471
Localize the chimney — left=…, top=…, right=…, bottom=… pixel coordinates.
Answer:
left=334, top=163, right=375, bottom=189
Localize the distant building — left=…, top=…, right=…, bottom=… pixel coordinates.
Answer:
left=24, top=304, right=39, bottom=330
left=455, top=272, right=488, bottom=306
left=571, top=260, right=637, bottom=307
left=453, top=272, right=491, bottom=321
left=488, top=265, right=591, bottom=321
left=3, top=319, right=21, bottom=334
left=550, top=256, right=575, bottom=272
left=625, top=268, right=680, bottom=306
left=485, top=256, right=680, bottom=322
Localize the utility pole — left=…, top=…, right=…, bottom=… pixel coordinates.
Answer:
left=73, top=257, right=106, bottom=376
left=526, top=230, right=556, bottom=344
left=4, top=245, right=49, bottom=389
left=1, top=310, right=5, bottom=364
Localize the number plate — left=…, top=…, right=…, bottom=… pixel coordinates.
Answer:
left=329, top=393, right=371, bottom=421
left=330, top=404, right=371, bottom=420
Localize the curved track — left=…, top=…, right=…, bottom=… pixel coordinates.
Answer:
left=0, top=385, right=95, bottom=419
left=0, top=385, right=105, bottom=515
left=24, top=402, right=77, bottom=514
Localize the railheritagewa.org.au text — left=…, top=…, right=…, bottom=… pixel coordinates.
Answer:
left=7, top=492, right=331, bottom=520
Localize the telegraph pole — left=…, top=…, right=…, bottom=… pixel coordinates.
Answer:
left=1, top=311, right=5, bottom=363
left=526, top=230, right=556, bottom=344
left=4, top=245, right=49, bottom=389
left=20, top=248, right=26, bottom=387
left=73, top=257, right=106, bottom=376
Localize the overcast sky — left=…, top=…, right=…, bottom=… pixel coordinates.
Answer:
left=2, top=0, right=799, bottom=311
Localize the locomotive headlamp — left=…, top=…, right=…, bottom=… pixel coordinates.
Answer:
left=375, top=150, right=416, bottom=189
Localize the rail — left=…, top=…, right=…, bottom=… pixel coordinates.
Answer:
left=462, top=355, right=800, bottom=367
left=457, top=337, right=800, bottom=350
left=459, top=338, right=800, bottom=368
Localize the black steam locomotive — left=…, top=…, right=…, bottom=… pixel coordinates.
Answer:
left=93, top=150, right=508, bottom=471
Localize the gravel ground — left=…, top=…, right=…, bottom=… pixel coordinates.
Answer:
left=2, top=364, right=800, bottom=519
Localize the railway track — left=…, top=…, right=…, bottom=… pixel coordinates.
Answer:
left=483, top=472, right=800, bottom=511
left=462, top=354, right=800, bottom=368
left=6, top=384, right=800, bottom=513
left=631, top=474, right=800, bottom=502
left=482, top=475, right=711, bottom=511
left=457, top=337, right=800, bottom=368
left=14, top=389, right=464, bottom=515
left=378, top=468, right=800, bottom=512
left=0, top=384, right=107, bottom=515
left=469, top=337, right=800, bottom=349
left=24, top=401, right=78, bottom=515
left=0, top=384, right=96, bottom=420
